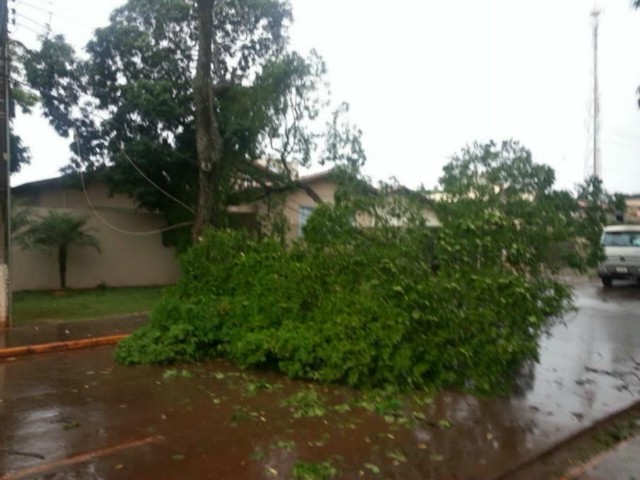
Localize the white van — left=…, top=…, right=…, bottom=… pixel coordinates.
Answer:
left=597, top=225, right=640, bottom=287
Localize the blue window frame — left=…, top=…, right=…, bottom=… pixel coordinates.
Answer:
left=298, top=205, right=314, bottom=237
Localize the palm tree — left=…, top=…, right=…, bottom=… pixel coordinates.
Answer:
left=15, top=211, right=100, bottom=289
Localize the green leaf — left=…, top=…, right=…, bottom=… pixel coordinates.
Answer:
left=364, top=463, right=380, bottom=474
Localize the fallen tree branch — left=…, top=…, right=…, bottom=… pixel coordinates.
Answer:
left=585, top=366, right=640, bottom=382
left=0, top=449, right=45, bottom=460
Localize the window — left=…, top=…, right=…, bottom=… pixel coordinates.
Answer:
left=298, top=205, right=314, bottom=237
left=602, top=232, right=640, bottom=247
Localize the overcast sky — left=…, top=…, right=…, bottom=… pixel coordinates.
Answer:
left=10, top=0, right=640, bottom=194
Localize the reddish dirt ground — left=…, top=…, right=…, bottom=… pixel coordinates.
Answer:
left=1, top=280, right=639, bottom=479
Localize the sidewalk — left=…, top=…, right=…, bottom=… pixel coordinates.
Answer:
left=0, top=313, right=148, bottom=349
left=567, top=433, right=640, bottom=479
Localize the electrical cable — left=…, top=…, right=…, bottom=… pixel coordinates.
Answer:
left=14, top=22, right=42, bottom=37
left=8, top=69, right=335, bottom=237
left=5, top=72, right=197, bottom=216
left=14, top=0, right=95, bottom=29
left=113, top=142, right=196, bottom=215
left=74, top=128, right=194, bottom=236
left=13, top=0, right=53, bottom=17
left=15, top=0, right=55, bottom=6
left=5, top=14, right=337, bottom=238
left=14, top=12, right=48, bottom=30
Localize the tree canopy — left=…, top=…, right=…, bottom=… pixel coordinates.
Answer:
left=21, top=0, right=365, bottom=246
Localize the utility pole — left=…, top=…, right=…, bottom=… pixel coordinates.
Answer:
left=590, top=6, right=602, bottom=180
left=0, top=0, right=9, bottom=329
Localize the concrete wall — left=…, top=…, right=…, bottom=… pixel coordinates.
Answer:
left=11, top=180, right=181, bottom=291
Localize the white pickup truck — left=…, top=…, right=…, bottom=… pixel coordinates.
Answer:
left=597, top=225, right=640, bottom=287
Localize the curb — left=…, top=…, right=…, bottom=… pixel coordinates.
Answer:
left=558, top=436, right=635, bottom=480
left=0, top=334, right=129, bottom=360
left=492, top=398, right=640, bottom=479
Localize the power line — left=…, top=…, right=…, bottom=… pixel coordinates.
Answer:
left=14, top=11, right=48, bottom=32
left=7, top=74, right=331, bottom=236
left=82, top=110, right=197, bottom=215
left=74, top=128, right=194, bottom=236
left=16, top=0, right=53, bottom=6
left=4, top=73, right=197, bottom=216
left=13, top=21, right=42, bottom=37
left=13, top=0, right=51, bottom=17
left=9, top=63, right=198, bottom=232
left=14, top=0, right=88, bottom=28
left=115, top=142, right=196, bottom=215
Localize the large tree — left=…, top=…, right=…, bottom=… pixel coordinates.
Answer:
left=193, top=0, right=224, bottom=239
left=21, top=0, right=365, bottom=246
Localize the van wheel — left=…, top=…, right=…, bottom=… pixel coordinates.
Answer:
left=601, top=277, right=613, bottom=287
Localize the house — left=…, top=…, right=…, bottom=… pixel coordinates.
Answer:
left=10, top=171, right=344, bottom=291
left=12, top=170, right=440, bottom=291
left=231, top=170, right=341, bottom=240
left=237, top=171, right=441, bottom=235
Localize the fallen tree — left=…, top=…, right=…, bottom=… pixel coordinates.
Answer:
left=116, top=141, right=601, bottom=394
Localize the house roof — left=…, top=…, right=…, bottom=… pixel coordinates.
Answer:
left=13, top=167, right=335, bottom=192
left=297, top=170, right=335, bottom=184
left=12, top=176, right=72, bottom=193
left=12, top=171, right=103, bottom=194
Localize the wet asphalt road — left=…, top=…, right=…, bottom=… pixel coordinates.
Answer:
left=0, top=279, right=639, bottom=480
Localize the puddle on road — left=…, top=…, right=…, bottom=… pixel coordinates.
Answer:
left=0, top=282, right=639, bottom=479
left=0, top=349, right=543, bottom=480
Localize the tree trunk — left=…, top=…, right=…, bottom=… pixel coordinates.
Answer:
left=193, top=0, right=224, bottom=242
left=58, top=245, right=67, bottom=290
left=298, top=183, right=324, bottom=205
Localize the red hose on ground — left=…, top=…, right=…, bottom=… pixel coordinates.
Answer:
left=0, top=334, right=129, bottom=359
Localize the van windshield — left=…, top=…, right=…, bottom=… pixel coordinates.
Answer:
left=602, top=231, right=640, bottom=247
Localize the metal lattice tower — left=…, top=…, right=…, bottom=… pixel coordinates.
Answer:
left=587, top=6, right=602, bottom=180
